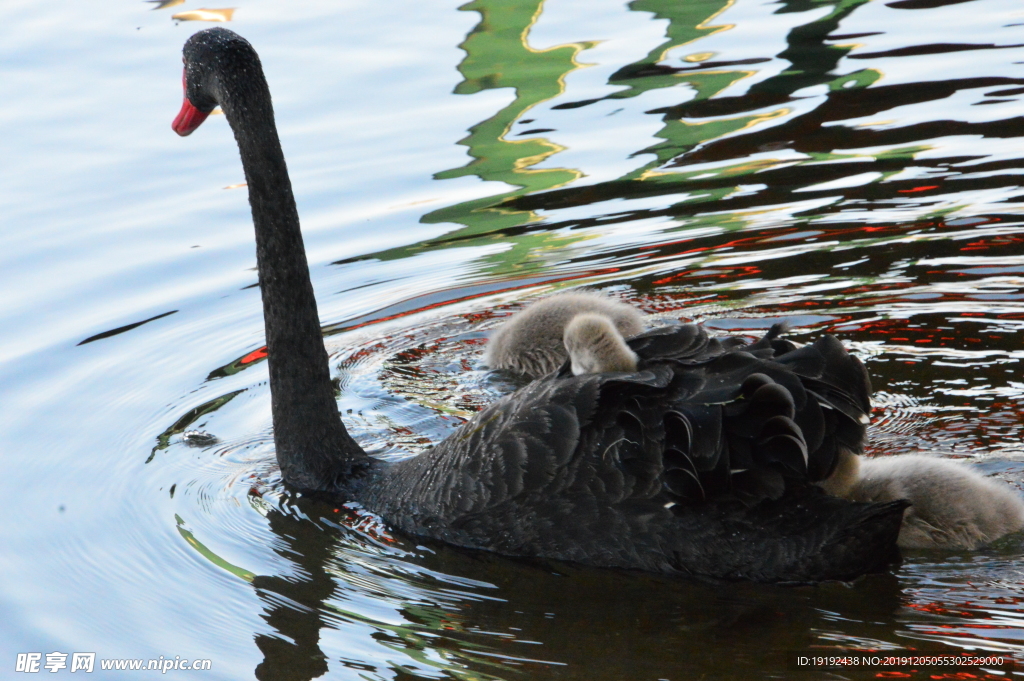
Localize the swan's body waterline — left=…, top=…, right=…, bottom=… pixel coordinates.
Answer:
left=174, top=27, right=907, bottom=582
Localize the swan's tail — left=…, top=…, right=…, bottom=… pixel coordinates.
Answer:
left=663, top=490, right=907, bottom=583
left=780, top=496, right=907, bottom=584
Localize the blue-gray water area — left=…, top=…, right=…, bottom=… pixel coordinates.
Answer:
left=4, top=0, right=1024, bottom=678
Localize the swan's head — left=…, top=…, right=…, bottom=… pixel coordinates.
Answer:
left=173, top=27, right=260, bottom=136
left=564, top=313, right=639, bottom=375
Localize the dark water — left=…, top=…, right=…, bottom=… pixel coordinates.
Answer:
left=4, top=0, right=1024, bottom=679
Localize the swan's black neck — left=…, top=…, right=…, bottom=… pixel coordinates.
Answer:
left=189, top=29, right=369, bottom=490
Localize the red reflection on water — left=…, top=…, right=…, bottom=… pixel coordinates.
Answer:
left=905, top=603, right=979, bottom=618
left=344, top=342, right=389, bottom=365
left=240, top=346, right=268, bottom=364
left=335, top=504, right=395, bottom=543
left=654, top=265, right=765, bottom=285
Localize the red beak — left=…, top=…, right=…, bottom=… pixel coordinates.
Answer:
left=172, top=69, right=211, bottom=136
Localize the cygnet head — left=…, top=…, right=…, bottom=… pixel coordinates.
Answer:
left=484, top=291, right=645, bottom=377
left=564, top=313, right=639, bottom=375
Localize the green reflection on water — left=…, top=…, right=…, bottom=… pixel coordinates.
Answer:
left=324, top=598, right=516, bottom=681
left=381, top=0, right=764, bottom=276
left=423, top=0, right=882, bottom=255
left=176, top=514, right=256, bottom=583
left=608, top=0, right=738, bottom=101
left=344, top=0, right=933, bottom=292
left=425, top=0, right=588, bottom=228
left=147, top=389, right=244, bottom=461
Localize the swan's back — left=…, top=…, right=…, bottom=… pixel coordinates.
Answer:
left=849, top=454, right=1024, bottom=549
left=364, top=324, right=905, bottom=583
left=485, top=292, right=645, bottom=377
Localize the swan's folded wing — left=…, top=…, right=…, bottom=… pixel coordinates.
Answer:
left=626, top=322, right=792, bottom=366
left=768, top=335, right=872, bottom=479
left=627, top=324, right=707, bottom=359
left=383, top=338, right=865, bottom=526
left=773, top=335, right=872, bottom=416
left=371, top=370, right=666, bottom=525
left=648, top=328, right=871, bottom=483
left=381, top=352, right=816, bottom=517
left=372, top=350, right=901, bottom=582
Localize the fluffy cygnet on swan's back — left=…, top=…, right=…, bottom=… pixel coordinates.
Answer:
left=820, top=451, right=1024, bottom=549
left=484, top=291, right=645, bottom=377
left=563, top=313, right=639, bottom=375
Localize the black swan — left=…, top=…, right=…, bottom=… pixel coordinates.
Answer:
left=484, top=291, right=645, bottom=377
left=172, top=27, right=907, bottom=583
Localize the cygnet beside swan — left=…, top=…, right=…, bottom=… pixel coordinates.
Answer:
left=484, top=291, right=645, bottom=377
left=820, top=450, right=1024, bottom=549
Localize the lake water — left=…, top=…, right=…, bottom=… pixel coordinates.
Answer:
left=4, top=0, right=1024, bottom=678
